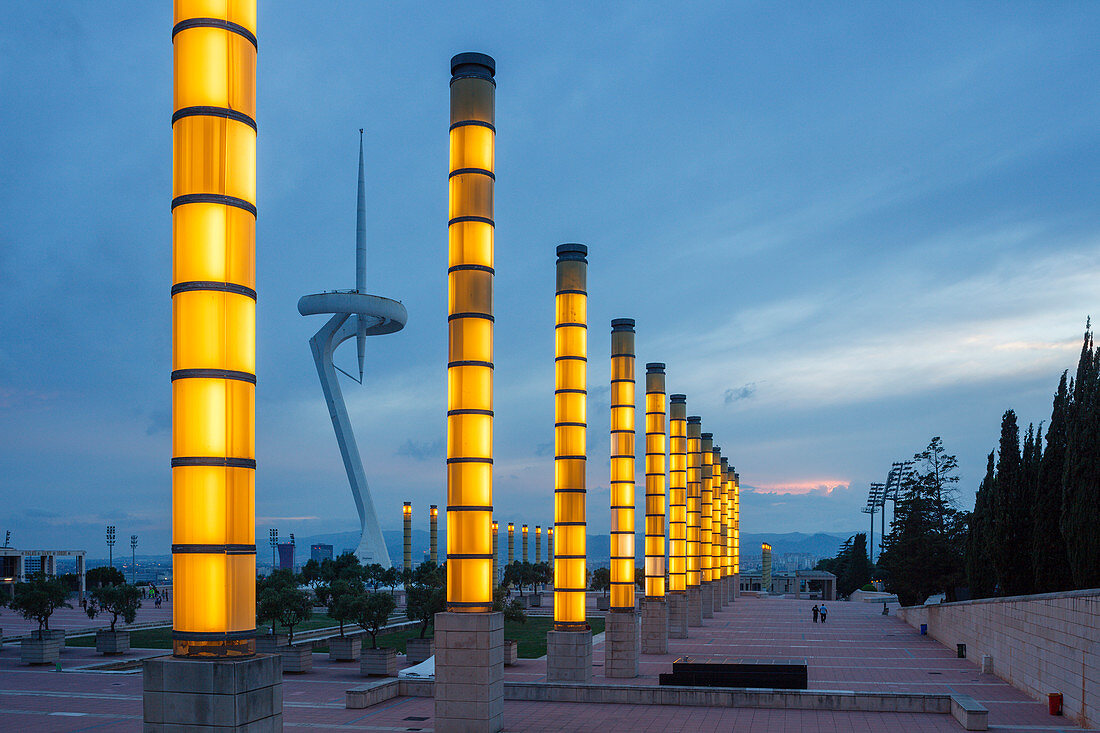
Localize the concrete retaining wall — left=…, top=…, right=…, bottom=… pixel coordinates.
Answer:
left=898, top=588, right=1099, bottom=727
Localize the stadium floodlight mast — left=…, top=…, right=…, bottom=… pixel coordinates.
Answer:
left=862, top=482, right=885, bottom=562
left=106, top=525, right=116, bottom=569
left=269, top=528, right=278, bottom=570
left=131, top=535, right=139, bottom=583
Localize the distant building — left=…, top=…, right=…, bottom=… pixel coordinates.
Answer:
left=276, top=542, right=295, bottom=571
left=0, top=546, right=87, bottom=600
left=310, top=543, right=334, bottom=563
left=740, top=569, right=836, bottom=600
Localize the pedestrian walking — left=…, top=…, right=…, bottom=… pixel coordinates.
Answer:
left=820, top=604, right=828, bottom=623
left=812, top=604, right=819, bottom=623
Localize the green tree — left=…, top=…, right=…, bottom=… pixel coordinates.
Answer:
left=878, top=438, right=967, bottom=606
left=1063, top=321, right=1100, bottom=588
left=991, top=410, right=1034, bottom=596
left=589, top=566, right=611, bottom=597
left=256, top=580, right=312, bottom=644
left=1033, top=373, right=1074, bottom=592
left=355, top=591, right=396, bottom=648
left=363, top=563, right=385, bottom=591
left=492, top=585, right=526, bottom=624
left=815, top=534, right=874, bottom=597
left=405, top=561, right=445, bottom=639
left=86, top=584, right=143, bottom=632
left=10, top=574, right=71, bottom=633
left=86, top=566, right=125, bottom=588
left=966, top=452, right=997, bottom=599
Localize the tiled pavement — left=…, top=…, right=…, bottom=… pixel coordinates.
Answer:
left=1, top=600, right=174, bottom=639
left=0, top=595, right=1091, bottom=731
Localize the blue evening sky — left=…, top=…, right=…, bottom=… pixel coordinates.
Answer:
left=1, top=2, right=1098, bottom=555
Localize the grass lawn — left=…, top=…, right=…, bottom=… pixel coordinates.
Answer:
left=68, top=614, right=604, bottom=659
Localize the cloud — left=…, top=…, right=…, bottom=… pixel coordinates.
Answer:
left=395, top=438, right=444, bottom=461
left=145, top=408, right=170, bottom=436
left=746, top=481, right=850, bottom=496
left=724, top=383, right=757, bottom=404
left=534, top=442, right=553, bottom=457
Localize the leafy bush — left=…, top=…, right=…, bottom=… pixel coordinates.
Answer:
left=86, top=583, right=143, bottom=632
left=11, top=573, right=71, bottom=632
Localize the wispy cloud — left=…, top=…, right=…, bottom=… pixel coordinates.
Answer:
left=747, top=481, right=850, bottom=497
left=395, top=438, right=444, bottom=462
left=724, top=383, right=757, bottom=404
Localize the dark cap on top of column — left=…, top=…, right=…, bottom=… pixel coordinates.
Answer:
left=556, top=243, right=588, bottom=262
left=713, top=446, right=722, bottom=454
left=687, top=415, right=701, bottom=423
left=701, top=432, right=713, bottom=439
left=670, top=394, right=687, bottom=403
left=451, top=52, right=496, bottom=82
left=611, top=318, right=635, bottom=332
left=646, top=362, right=665, bottom=372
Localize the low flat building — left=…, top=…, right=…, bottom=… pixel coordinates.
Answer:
left=0, top=546, right=87, bottom=600
left=740, top=569, right=836, bottom=600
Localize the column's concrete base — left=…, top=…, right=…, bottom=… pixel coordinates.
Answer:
left=639, top=597, right=669, bottom=654
left=687, top=587, right=703, bottom=627
left=434, top=611, right=504, bottom=733
left=668, top=593, right=689, bottom=638
left=142, top=653, right=283, bottom=731
left=701, top=582, right=715, bottom=618
left=604, top=612, right=640, bottom=678
left=714, top=579, right=725, bottom=612
left=731, top=573, right=740, bottom=601
left=546, top=629, right=592, bottom=683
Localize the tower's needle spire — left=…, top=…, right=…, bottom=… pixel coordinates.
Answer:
left=356, top=129, right=367, bottom=382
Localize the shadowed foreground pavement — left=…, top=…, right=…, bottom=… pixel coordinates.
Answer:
left=0, top=595, right=1092, bottom=731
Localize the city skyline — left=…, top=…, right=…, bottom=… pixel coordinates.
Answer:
left=3, top=3, right=1099, bottom=554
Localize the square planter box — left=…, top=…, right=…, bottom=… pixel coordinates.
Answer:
left=529, top=593, right=542, bottom=607
left=329, top=635, right=361, bottom=662
left=255, top=633, right=289, bottom=654
left=95, top=630, right=130, bottom=655
left=503, top=639, right=519, bottom=666
left=516, top=595, right=531, bottom=609
left=361, top=646, right=398, bottom=677
left=279, top=644, right=313, bottom=673
left=597, top=596, right=610, bottom=611
left=406, top=637, right=434, bottom=664
left=22, top=637, right=60, bottom=665
left=39, top=629, right=66, bottom=646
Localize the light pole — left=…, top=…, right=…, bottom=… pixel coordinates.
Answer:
left=131, top=535, right=139, bottom=584
left=269, top=528, right=278, bottom=571
left=106, top=525, right=116, bottom=569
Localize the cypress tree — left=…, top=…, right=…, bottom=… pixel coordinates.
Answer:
left=991, top=410, right=1033, bottom=596
left=1033, top=373, right=1073, bottom=592
left=1062, top=321, right=1100, bottom=588
left=966, top=451, right=996, bottom=599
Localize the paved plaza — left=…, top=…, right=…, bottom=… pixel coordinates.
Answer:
left=0, top=595, right=1091, bottom=731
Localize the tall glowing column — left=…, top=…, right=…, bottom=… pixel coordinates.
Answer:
left=522, top=524, right=529, bottom=563
left=667, top=395, right=689, bottom=638
left=150, top=4, right=281, bottom=729
left=437, top=52, right=502, bottom=733
left=170, top=0, right=257, bottom=660
left=724, top=461, right=736, bottom=602
left=762, top=542, right=772, bottom=592
left=492, top=520, right=499, bottom=584
left=430, top=505, right=438, bottom=564
left=507, top=522, right=514, bottom=565
left=686, top=416, right=703, bottom=626
left=535, top=526, right=541, bottom=564
left=720, top=456, right=732, bottom=603
left=605, top=319, right=639, bottom=677
left=547, top=526, right=554, bottom=563
left=711, top=447, right=725, bottom=611
left=699, top=432, right=715, bottom=618
left=548, top=243, right=591, bottom=683
left=403, top=502, right=412, bottom=571
left=733, top=472, right=741, bottom=598
left=640, top=363, right=668, bottom=653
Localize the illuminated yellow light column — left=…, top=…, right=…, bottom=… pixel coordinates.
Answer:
left=507, top=522, right=515, bottom=565
left=522, top=524, right=529, bottom=563
left=640, top=363, right=669, bottom=654
left=547, top=526, right=554, bottom=563
left=667, top=395, right=688, bottom=638
left=492, top=520, right=499, bottom=584
left=643, top=364, right=666, bottom=599
left=535, top=526, right=541, bottom=564
left=171, top=0, right=257, bottom=659
left=445, top=51, right=495, bottom=614
left=548, top=243, right=592, bottom=684
left=724, top=460, right=736, bottom=602
left=437, top=52, right=502, bottom=733
left=734, top=471, right=741, bottom=598
left=403, top=502, right=412, bottom=571
left=552, top=243, right=588, bottom=631
left=762, top=542, right=772, bottom=592
left=609, top=319, right=636, bottom=613
left=699, top=432, right=715, bottom=618
left=720, top=456, right=731, bottom=603
left=711, top=447, right=725, bottom=611
left=430, top=505, right=439, bottom=564
left=686, top=415, right=703, bottom=626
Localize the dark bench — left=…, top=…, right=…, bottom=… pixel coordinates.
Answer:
left=658, top=656, right=808, bottom=690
